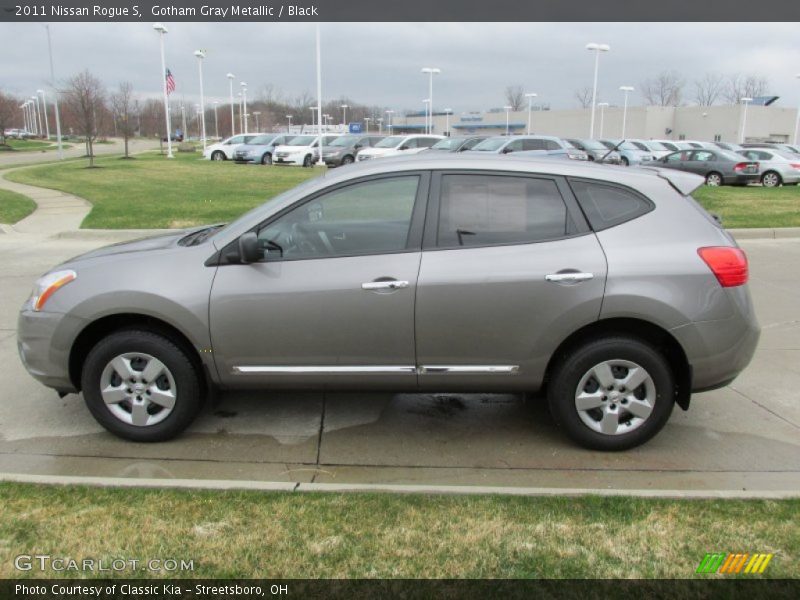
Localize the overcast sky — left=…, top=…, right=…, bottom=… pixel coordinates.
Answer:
left=3, top=22, right=799, bottom=114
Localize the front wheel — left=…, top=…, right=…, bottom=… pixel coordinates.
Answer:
left=261, top=152, right=272, bottom=165
left=81, top=330, right=204, bottom=442
left=547, top=337, right=675, bottom=451
left=211, top=151, right=225, bottom=161
left=341, top=155, right=355, bottom=165
left=302, top=154, right=313, bottom=168
left=620, top=156, right=629, bottom=166
left=761, top=171, right=781, bottom=188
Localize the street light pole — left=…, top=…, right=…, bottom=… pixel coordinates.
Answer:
left=226, top=73, right=235, bottom=136
left=423, top=99, right=430, bottom=134
left=44, top=25, right=63, bottom=158
left=586, top=42, right=610, bottom=139
left=240, top=82, right=248, bottom=134
left=597, top=102, right=609, bottom=138
left=308, top=106, right=316, bottom=132
left=212, top=100, right=219, bottom=139
left=21, top=103, right=28, bottom=133
left=740, top=97, right=753, bottom=144
left=153, top=23, right=173, bottom=158
left=504, top=105, right=512, bottom=136
left=377, top=117, right=383, bottom=134
left=286, top=114, right=293, bottom=132
left=340, top=104, right=348, bottom=127
left=37, top=90, right=50, bottom=139
left=443, top=108, right=452, bottom=136
left=253, top=111, right=261, bottom=132
left=421, top=67, right=440, bottom=135
left=194, top=50, right=207, bottom=152
left=794, top=74, right=800, bottom=146
left=385, top=110, right=394, bottom=133
left=32, top=95, right=43, bottom=137
left=525, top=92, right=538, bottom=134
left=619, top=86, right=634, bottom=138
left=364, top=117, right=371, bottom=133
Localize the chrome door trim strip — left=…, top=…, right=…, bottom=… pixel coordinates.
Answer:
left=417, top=365, right=520, bottom=374
left=233, top=365, right=417, bottom=374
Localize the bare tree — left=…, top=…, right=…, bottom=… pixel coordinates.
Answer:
left=723, top=73, right=769, bottom=104
left=63, top=70, right=106, bottom=166
left=504, top=85, right=525, bottom=111
left=0, top=90, right=19, bottom=145
left=574, top=86, right=593, bottom=109
left=640, top=71, right=685, bottom=106
left=693, top=73, right=724, bottom=106
left=110, top=82, right=135, bottom=158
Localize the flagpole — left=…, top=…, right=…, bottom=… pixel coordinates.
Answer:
left=154, top=23, right=174, bottom=158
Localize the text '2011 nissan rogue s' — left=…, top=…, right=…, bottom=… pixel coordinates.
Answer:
left=18, top=154, right=759, bottom=450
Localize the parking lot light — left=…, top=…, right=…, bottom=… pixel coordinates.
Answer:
left=619, top=86, right=634, bottom=138
left=377, top=117, right=384, bottom=134
left=308, top=106, right=316, bottom=132
left=597, top=102, right=609, bottom=138
left=504, top=105, right=513, bottom=135
left=423, top=99, right=431, bottom=134
left=364, top=117, right=371, bottom=133
left=444, top=108, right=452, bottom=136
left=586, top=42, right=610, bottom=139
left=740, top=97, right=753, bottom=144
left=226, top=73, right=235, bottom=136
left=421, top=67, right=441, bottom=134
left=340, top=104, right=349, bottom=128
left=193, top=50, right=207, bottom=152
left=385, top=109, right=394, bottom=132
left=794, top=74, right=800, bottom=146
left=212, top=100, right=219, bottom=139
left=240, top=82, right=248, bottom=134
left=253, top=111, right=261, bottom=132
left=286, top=114, right=293, bottom=132
left=153, top=22, right=173, bottom=158
left=524, top=93, right=538, bottom=134
left=31, top=95, right=43, bottom=137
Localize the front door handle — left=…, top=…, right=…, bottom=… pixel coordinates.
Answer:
left=361, top=280, right=409, bottom=290
left=545, top=272, right=594, bottom=283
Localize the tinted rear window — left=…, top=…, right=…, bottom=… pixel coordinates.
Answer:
left=569, top=179, right=654, bottom=231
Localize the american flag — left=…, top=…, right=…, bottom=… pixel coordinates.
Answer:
left=165, top=69, right=176, bottom=95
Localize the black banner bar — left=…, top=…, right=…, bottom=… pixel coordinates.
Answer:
left=3, top=579, right=800, bottom=600
left=2, top=0, right=800, bottom=22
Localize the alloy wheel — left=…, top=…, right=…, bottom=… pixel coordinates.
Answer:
left=99, top=352, right=177, bottom=427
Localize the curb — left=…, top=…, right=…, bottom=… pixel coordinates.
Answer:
left=1, top=472, right=798, bottom=499
left=730, top=227, right=800, bottom=240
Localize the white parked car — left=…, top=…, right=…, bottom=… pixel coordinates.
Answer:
left=272, top=134, right=341, bottom=167
left=356, top=134, right=444, bottom=161
left=203, top=134, right=260, bottom=161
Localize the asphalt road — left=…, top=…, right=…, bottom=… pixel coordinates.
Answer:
left=0, top=231, right=798, bottom=495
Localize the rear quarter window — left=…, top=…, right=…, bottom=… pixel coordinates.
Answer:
left=568, top=179, right=654, bottom=231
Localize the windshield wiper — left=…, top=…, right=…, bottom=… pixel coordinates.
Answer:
left=181, top=224, right=224, bottom=246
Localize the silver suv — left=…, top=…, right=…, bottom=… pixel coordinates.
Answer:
left=18, top=155, right=759, bottom=450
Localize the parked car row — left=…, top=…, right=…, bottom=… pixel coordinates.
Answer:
left=2, top=128, right=37, bottom=140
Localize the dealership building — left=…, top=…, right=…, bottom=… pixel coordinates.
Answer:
left=390, top=103, right=799, bottom=144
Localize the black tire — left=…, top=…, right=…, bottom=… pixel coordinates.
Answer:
left=260, top=152, right=272, bottom=165
left=341, top=155, right=355, bottom=165
left=547, top=336, right=675, bottom=451
left=705, top=172, right=723, bottom=186
left=81, top=329, right=204, bottom=442
left=302, top=154, right=312, bottom=168
left=211, top=151, right=225, bottom=161
left=620, top=156, right=629, bottom=166
left=761, top=171, right=781, bottom=188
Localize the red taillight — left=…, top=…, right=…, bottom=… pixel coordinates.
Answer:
left=698, top=247, right=749, bottom=287
left=733, top=162, right=755, bottom=172
left=790, top=163, right=800, bottom=170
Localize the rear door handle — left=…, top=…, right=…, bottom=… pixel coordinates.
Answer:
left=361, top=280, right=409, bottom=290
left=545, top=272, right=594, bottom=283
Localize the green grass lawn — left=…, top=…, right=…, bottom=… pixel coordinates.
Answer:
left=0, top=483, right=796, bottom=579
left=693, top=185, right=800, bottom=229
left=6, top=152, right=318, bottom=229
left=1, top=139, right=73, bottom=152
left=0, top=188, right=36, bottom=224
left=5, top=153, right=800, bottom=229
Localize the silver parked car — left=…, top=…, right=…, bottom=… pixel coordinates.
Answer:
left=598, top=140, right=655, bottom=166
left=737, top=148, right=800, bottom=187
left=656, top=148, right=760, bottom=186
left=18, top=155, right=759, bottom=450
left=233, top=134, right=294, bottom=165
left=469, top=135, right=588, bottom=160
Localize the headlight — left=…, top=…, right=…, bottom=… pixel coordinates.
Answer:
left=29, top=270, right=77, bottom=311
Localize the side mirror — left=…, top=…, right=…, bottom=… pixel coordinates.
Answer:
left=238, top=232, right=261, bottom=264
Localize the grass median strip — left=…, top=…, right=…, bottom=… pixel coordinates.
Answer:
left=5, top=152, right=318, bottom=229
left=693, top=185, right=800, bottom=229
left=0, top=188, right=36, bottom=224
left=1, top=139, right=73, bottom=153
left=0, top=482, right=796, bottom=578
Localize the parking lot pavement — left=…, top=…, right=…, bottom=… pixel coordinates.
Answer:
left=0, top=232, right=798, bottom=496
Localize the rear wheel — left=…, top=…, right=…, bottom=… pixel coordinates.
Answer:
left=705, top=172, right=723, bottom=186
left=547, top=337, right=675, bottom=451
left=260, top=152, right=272, bottom=165
left=81, top=330, right=204, bottom=442
left=761, top=171, right=781, bottom=188
left=620, top=156, right=629, bottom=166
left=211, top=151, right=225, bottom=161
left=341, top=155, right=355, bottom=165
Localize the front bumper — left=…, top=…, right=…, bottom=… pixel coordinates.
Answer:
left=17, top=310, right=85, bottom=393
left=322, top=154, right=344, bottom=167
left=273, top=153, right=308, bottom=166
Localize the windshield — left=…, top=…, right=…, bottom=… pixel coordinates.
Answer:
left=472, top=138, right=508, bottom=151
left=431, top=138, right=463, bottom=150
left=248, top=135, right=275, bottom=145
left=646, top=141, right=669, bottom=151
left=606, top=141, right=638, bottom=151
left=660, top=142, right=679, bottom=151
left=287, top=136, right=316, bottom=146
left=328, top=136, right=356, bottom=147
left=375, top=136, right=405, bottom=148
